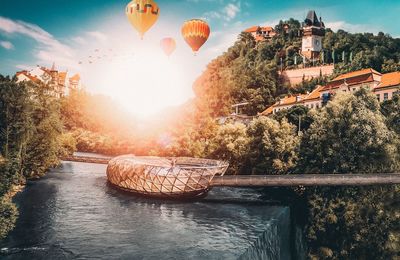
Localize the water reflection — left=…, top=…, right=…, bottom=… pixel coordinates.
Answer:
left=1, top=162, right=290, bottom=260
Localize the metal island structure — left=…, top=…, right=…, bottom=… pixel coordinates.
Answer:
left=106, top=155, right=229, bottom=198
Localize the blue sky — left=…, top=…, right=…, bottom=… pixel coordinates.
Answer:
left=0, top=0, right=399, bottom=116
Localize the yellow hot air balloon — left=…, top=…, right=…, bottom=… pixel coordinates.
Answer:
left=160, top=37, right=176, bottom=57
left=181, top=19, right=210, bottom=54
left=126, top=0, right=160, bottom=39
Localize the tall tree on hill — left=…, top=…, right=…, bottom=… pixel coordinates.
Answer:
left=0, top=77, right=32, bottom=184
left=297, top=89, right=400, bottom=259
left=24, top=82, right=63, bottom=178
left=299, top=88, right=399, bottom=173
left=245, top=116, right=300, bottom=175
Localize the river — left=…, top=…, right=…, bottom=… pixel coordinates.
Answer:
left=1, top=161, right=291, bottom=260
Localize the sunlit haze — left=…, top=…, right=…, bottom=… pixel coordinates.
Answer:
left=1, top=0, right=400, bottom=117
left=81, top=39, right=189, bottom=118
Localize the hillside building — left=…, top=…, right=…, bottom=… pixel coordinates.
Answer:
left=69, top=73, right=81, bottom=90
left=261, top=68, right=400, bottom=115
left=301, top=10, right=325, bottom=61
left=243, top=26, right=277, bottom=42
left=16, top=64, right=82, bottom=97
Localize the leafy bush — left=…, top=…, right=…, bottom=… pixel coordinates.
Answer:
left=0, top=197, right=18, bottom=240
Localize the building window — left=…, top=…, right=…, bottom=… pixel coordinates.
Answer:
left=316, top=104, right=320, bottom=108
left=311, top=104, right=314, bottom=109
left=343, top=90, right=346, bottom=92
left=376, top=94, right=380, bottom=101
left=384, top=93, right=389, bottom=101
left=352, top=88, right=356, bottom=92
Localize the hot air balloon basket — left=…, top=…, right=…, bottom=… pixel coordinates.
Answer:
left=106, top=155, right=229, bottom=199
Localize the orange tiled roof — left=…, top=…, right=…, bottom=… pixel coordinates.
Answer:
left=260, top=85, right=324, bottom=115
left=276, top=95, right=308, bottom=106
left=244, top=26, right=259, bottom=33
left=260, top=95, right=301, bottom=115
left=70, top=73, right=80, bottom=81
left=376, top=71, right=400, bottom=89
left=260, top=26, right=274, bottom=31
left=304, top=85, right=324, bottom=100
left=16, top=70, right=27, bottom=76
left=244, top=26, right=274, bottom=33
left=261, top=105, right=274, bottom=115
left=41, top=67, right=53, bottom=75
left=332, top=68, right=381, bottom=82
left=16, top=71, right=40, bottom=82
left=321, top=68, right=380, bottom=91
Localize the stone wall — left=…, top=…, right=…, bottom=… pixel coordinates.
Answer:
left=281, top=64, right=335, bottom=87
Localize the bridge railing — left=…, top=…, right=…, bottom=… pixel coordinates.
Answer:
left=61, top=155, right=400, bottom=187
left=210, top=174, right=400, bottom=187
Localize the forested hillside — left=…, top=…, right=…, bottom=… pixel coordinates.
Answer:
left=189, top=20, right=400, bottom=258
left=193, top=19, right=400, bottom=118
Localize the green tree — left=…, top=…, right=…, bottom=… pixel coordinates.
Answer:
left=0, top=78, right=32, bottom=183
left=208, top=122, right=250, bottom=174
left=0, top=196, right=18, bottom=240
left=381, top=93, right=400, bottom=135
left=297, top=89, right=400, bottom=258
left=307, top=185, right=400, bottom=259
left=24, top=83, right=63, bottom=178
left=299, top=89, right=399, bottom=173
left=273, top=105, right=314, bottom=133
left=246, top=116, right=300, bottom=175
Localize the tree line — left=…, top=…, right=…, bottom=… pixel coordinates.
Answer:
left=1, top=17, right=399, bottom=257
left=0, top=75, right=74, bottom=239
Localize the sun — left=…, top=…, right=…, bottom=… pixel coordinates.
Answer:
left=104, top=51, right=187, bottom=118
left=83, top=43, right=190, bottom=119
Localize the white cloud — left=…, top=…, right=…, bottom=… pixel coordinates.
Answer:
left=203, top=11, right=222, bottom=20
left=72, top=36, right=87, bottom=45
left=87, top=31, right=107, bottom=42
left=224, top=3, right=240, bottom=21
left=203, top=1, right=241, bottom=22
left=0, top=16, right=76, bottom=68
left=15, top=64, right=32, bottom=71
left=262, top=19, right=281, bottom=27
left=325, top=21, right=382, bottom=34
left=0, top=40, right=14, bottom=50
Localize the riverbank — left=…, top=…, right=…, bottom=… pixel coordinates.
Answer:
left=3, top=185, right=25, bottom=201
left=1, top=161, right=292, bottom=259
left=0, top=184, right=23, bottom=240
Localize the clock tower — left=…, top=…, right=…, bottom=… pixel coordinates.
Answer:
left=301, top=10, right=325, bottom=61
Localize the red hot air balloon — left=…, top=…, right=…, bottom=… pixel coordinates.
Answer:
left=181, top=19, right=210, bottom=54
left=160, top=37, right=176, bottom=57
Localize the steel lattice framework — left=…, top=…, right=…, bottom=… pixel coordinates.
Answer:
left=107, top=156, right=229, bottom=198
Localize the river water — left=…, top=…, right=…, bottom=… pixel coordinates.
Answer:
left=1, top=161, right=291, bottom=260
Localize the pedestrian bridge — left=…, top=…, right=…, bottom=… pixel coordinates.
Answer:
left=62, top=155, right=400, bottom=187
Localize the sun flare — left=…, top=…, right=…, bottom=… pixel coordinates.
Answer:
left=110, top=55, right=186, bottom=117
left=81, top=40, right=191, bottom=119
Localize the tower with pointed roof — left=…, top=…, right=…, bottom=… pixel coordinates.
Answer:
left=301, top=10, right=325, bottom=61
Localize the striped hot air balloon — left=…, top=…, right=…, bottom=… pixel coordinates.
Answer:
left=160, top=37, right=176, bottom=57
left=181, top=19, right=210, bottom=54
left=126, top=0, right=159, bottom=39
